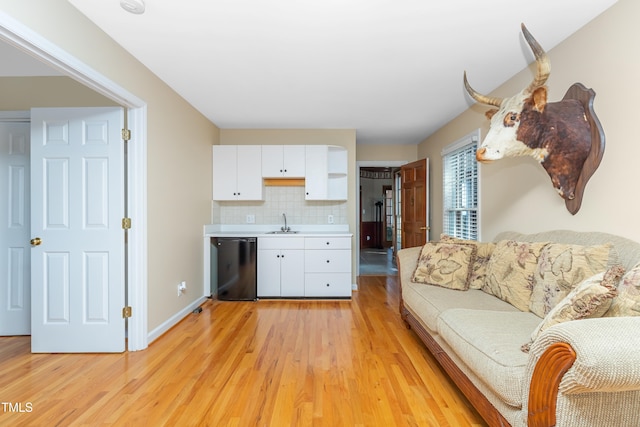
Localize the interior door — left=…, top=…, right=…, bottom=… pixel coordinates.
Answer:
left=30, top=107, right=125, bottom=353
left=0, top=121, right=31, bottom=335
left=401, top=158, right=429, bottom=248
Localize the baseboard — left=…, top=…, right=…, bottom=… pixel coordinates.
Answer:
left=147, top=296, right=208, bottom=344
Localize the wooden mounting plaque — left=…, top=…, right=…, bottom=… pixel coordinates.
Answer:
left=561, top=83, right=605, bottom=215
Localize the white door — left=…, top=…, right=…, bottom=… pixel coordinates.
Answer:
left=30, top=107, right=125, bottom=353
left=0, top=121, right=31, bottom=335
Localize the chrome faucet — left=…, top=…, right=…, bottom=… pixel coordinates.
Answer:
left=281, top=213, right=290, bottom=232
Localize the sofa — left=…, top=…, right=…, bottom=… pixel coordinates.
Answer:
left=397, top=230, right=640, bottom=427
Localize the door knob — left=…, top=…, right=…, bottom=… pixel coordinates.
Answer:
left=30, top=237, right=42, bottom=246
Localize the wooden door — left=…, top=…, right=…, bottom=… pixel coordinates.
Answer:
left=401, top=159, right=429, bottom=248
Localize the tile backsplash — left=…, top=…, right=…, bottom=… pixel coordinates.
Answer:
left=212, top=186, right=347, bottom=225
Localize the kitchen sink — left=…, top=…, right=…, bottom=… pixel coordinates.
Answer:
left=265, top=230, right=299, bottom=234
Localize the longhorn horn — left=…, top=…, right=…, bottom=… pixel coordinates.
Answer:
left=521, top=23, right=551, bottom=93
left=463, top=71, right=503, bottom=107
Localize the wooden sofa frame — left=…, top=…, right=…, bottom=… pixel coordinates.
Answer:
left=398, top=263, right=577, bottom=427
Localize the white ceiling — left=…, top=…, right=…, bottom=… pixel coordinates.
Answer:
left=10, top=0, right=620, bottom=145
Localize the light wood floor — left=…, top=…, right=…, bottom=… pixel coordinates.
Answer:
left=0, top=276, right=486, bottom=426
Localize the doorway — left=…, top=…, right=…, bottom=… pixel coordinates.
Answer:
left=0, top=19, right=148, bottom=351
left=357, top=162, right=406, bottom=276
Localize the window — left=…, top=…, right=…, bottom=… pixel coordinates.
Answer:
left=442, top=130, right=480, bottom=240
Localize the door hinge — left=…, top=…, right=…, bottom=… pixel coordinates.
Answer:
left=122, top=217, right=132, bottom=230
left=122, top=306, right=132, bottom=318
left=122, top=128, right=131, bottom=141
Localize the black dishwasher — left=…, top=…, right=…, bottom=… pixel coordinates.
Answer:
left=211, top=237, right=257, bottom=301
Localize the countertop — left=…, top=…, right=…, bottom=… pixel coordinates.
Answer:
left=204, top=224, right=352, bottom=238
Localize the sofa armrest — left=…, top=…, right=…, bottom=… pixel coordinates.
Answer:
left=528, top=317, right=640, bottom=395
left=525, top=317, right=640, bottom=427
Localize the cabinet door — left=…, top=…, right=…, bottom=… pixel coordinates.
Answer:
left=212, top=145, right=238, bottom=200
left=280, top=250, right=305, bottom=297
left=304, top=145, right=328, bottom=200
left=283, top=145, right=306, bottom=177
left=261, top=145, right=284, bottom=178
left=236, top=145, right=263, bottom=200
left=257, top=249, right=282, bottom=297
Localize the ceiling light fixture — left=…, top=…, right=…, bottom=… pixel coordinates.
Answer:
left=120, top=0, right=145, bottom=14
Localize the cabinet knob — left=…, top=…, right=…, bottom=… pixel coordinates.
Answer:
left=326, top=260, right=330, bottom=263
left=326, top=283, right=330, bottom=287
left=326, top=241, right=330, bottom=245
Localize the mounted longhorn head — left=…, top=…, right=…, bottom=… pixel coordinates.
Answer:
left=464, top=23, right=593, bottom=202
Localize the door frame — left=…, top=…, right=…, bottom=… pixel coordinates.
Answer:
left=0, top=12, right=149, bottom=351
left=356, top=161, right=408, bottom=279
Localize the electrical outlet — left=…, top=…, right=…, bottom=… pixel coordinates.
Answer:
left=328, top=214, right=334, bottom=224
left=246, top=214, right=255, bottom=224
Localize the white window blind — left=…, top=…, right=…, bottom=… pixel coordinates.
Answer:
left=442, top=131, right=479, bottom=240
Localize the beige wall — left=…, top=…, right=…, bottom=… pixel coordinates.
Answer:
left=0, top=76, right=119, bottom=108
left=0, top=0, right=220, bottom=332
left=418, top=0, right=640, bottom=243
left=356, top=143, right=418, bottom=162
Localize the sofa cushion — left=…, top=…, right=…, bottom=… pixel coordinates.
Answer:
left=441, top=235, right=495, bottom=290
left=523, top=265, right=623, bottom=352
left=437, top=309, right=541, bottom=408
left=402, top=281, right=520, bottom=332
left=529, top=243, right=612, bottom=318
left=606, top=261, right=640, bottom=317
left=484, top=240, right=549, bottom=311
left=411, top=241, right=477, bottom=290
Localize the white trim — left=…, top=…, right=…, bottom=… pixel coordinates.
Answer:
left=0, top=110, right=29, bottom=122
left=0, top=12, right=149, bottom=350
left=147, top=296, right=208, bottom=344
left=441, top=129, right=481, bottom=156
left=0, top=11, right=144, bottom=108
left=355, top=160, right=409, bottom=279
left=126, top=106, right=148, bottom=351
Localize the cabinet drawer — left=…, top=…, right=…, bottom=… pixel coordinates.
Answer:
left=305, top=250, right=351, bottom=272
left=258, top=237, right=305, bottom=250
left=305, top=273, right=351, bottom=297
left=304, top=237, right=351, bottom=250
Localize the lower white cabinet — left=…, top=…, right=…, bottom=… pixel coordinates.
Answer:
left=257, top=235, right=352, bottom=298
left=304, top=237, right=352, bottom=297
left=257, top=237, right=305, bottom=297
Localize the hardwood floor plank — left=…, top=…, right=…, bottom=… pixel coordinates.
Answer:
left=0, top=275, right=486, bottom=426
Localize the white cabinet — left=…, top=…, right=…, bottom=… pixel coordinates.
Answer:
left=257, top=237, right=305, bottom=297
left=304, top=145, right=348, bottom=201
left=261, top=145, right=306, bottom=178
left=304, top=236, right=352, bottom=297
left=212, top=145, right=263, bottom=201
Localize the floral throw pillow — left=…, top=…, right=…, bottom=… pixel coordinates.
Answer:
left=529, top=243, right=611, bottom=318
left=440, top=235, right=495, bottom=290
left=483, top=240, right=549, bottom=311
left=605, top=261, right=640, bottom=317
left=521, top=265, right=624, bottom=353
left=411, top=242, right=477, bottom=291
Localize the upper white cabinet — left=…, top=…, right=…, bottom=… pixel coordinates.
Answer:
left=261, top=145, right=306, bottom=178
left=305, top=145, right=348, bottom=200
left=212, top=145, right=263, bottom=201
